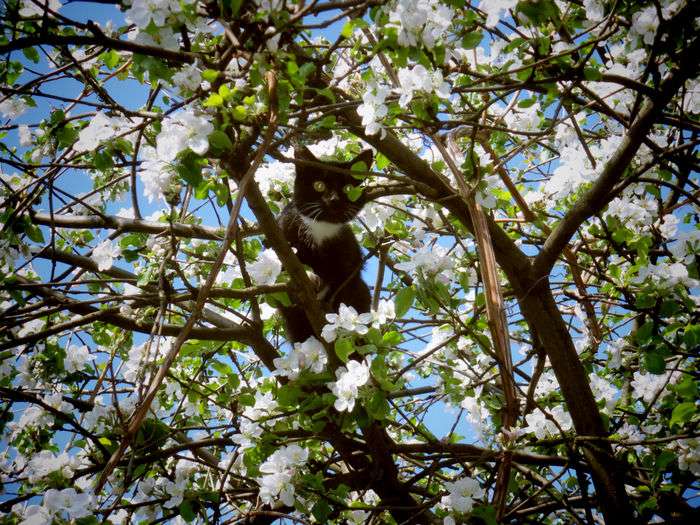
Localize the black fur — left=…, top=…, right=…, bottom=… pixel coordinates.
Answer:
left=278, top=146, right=373, bottom=343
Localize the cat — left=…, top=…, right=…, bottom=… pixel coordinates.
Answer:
left=277, top=145, right=373, bottom=343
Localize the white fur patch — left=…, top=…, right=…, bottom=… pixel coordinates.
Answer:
left=301, top=216, right=342, bottom=245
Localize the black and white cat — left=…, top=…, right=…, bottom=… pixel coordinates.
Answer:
left=278, top=145, right=373, bottom=343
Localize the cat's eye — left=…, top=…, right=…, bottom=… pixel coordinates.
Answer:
left=343, top=184, right=354, bottom=194
left=313, top=181, right=326, bottom=192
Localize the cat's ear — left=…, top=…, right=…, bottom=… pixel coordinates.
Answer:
left=294, top=145, right=317, bottom=177
left=349, top=149, right=373, bottom=171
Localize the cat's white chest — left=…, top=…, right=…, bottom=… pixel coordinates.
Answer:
left=301, top=216, right=343, bottom=245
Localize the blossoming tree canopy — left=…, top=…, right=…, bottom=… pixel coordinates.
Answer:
left=1, top=0, right=699, bottom=523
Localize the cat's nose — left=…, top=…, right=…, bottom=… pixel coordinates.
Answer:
left=323, top=191, right=339, bottom=204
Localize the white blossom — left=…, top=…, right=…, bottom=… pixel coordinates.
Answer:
left=676, top=439, right=700, bottom=476
left=635, top=261, right=698, bottom=289
left=43, top=488, right=94, bottom=519
left=630, top=6, right=659, bottom=45
left=524, top=406, right=573, bottom=439
left=125, top=0, right=181, bottom=29
left=395, top=242, right=454, bottom=279
left=171, top=63, right=202, bottom=93
left=441, top=476, right=485, bottom=513
left=74, top=112, right=127, bottom=152
left=64, top=344, right=95, bottom=374
left=26, top=451, right=73, bottom=483
left=327, top=360, right=371, bottom=412
left=321, top=303, right=373, bottom=342
left=18, top=505, right=52, bottom=525
left=583, top=0, right=606, bottom=22
left=19, top=0, right=62, bottom=18
left=387, top=0, right=453, bottom=49
left=156, top=108, right=214, bottom=162
left=658, top=214, right=679, bottom=240
left=0, top=98, right=28, bottom=119
left=138, top=145, right=173, bottom=203
left=257, top=444, right=308, bottom=507
left=248, top=248, right=282, bottom=285
left=372, top=299, right=396, bottom=327
left=273, top=336, right=327, bottom=379
left=18, top=125, right=33, bottom=147
left=396, top=64, right=449, bottom=108
left=357, top=80, right=390, bottom=136
left=92, top=239, right=121, bottom=271
left=631, top=370, right=681, bottom=404
left=479, top=0, right=518, bottom=28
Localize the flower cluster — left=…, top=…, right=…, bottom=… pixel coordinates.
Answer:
left=43, top=488, right=95, bottom=520
left=396, top=64, right=450, bottom=107
left=357, top=80, right=390, bottom=136
left=327, top=360, right=371, bottom=412
left=248, top=248, right=282, bottom=285
left=125, top=0, right=182, bottom=34
left=64, top=344, right=95, bottom=374
left=631, top=369, right=681, bottom=404
left=321, top=304, right=373, bottom=342
left=441, top=475, right=485, bottom=514
left=92, top=239, right=121, bottom=272
left=156, top=108, right=213, bottom=162
left=19, top=0, right=62, bottom=18
left=523, top=407, right=573, bottom=439
left=73, top=112, right=130, bottom=152
left=386, top=0, right=453, bottom=49
left=395, top=242, right=454, bottom=280
left=231, top=391, right=278, bottom=450
left=257, top=444, right=309, bottom=507
left=273, top=336, right=328, bottom=379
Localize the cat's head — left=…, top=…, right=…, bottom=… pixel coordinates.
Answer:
left=293, top=146, right=373, bottom=224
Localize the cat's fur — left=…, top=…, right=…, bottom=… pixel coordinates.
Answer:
left=278, top=146, right=373, bottom=343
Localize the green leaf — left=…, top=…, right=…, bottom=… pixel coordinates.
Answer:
left=382, top=331, right=401, bottom=346
left=298, top=62, right=316, bottom=80
left=518, top=97, right=537, bottom=108
left=375, top=152, right=390, bottom=170
left=22, top=47, right=40, bottom=64
left=583, top=67, right=603, bottom=81
left=672, top=375, right=698, bottom=400
left=93, top=150, right=114, bottom=171
left=683, top=324, right=700, bottom=349
left=366, top=390, right=389, bottom=421
left=232, top=105, right=247, bottom=121
left=340, top=21, right=354, bottom=38
left=655, top=450, right=676, bottom=471
left=26, top=224, right=45, bottom=243
left=203, top=93, right=224, bottom=107
left=347, top=185, right=363, bottom=202
left=635, top=293, right=656, bottom=309
left=218, top=84, right=232, bottom=100
left=286, top=61, right=299, bottom=75
left=201, top=69, right=219, bottom=82
left=208, top=130, right=233, bottom=151
left=311, top=500, right=331, bottom=522
left=670, top=402, right=696, bottom=427
left=211, top=360, right=232, bottom=375
left=471, top=505, right=498, bottom=525
left=394, top=287, right=415, bottom=318
left=334, top=337, right=354, bottom=363
left=101, top=49, right=120, bottom=69
left=635, top=321, right=654, bottom=344
left=179, top=500, right=196, bottom=522
left=643, top=351, right=665, bottom=374
left=461, top=31, right=483, bottom=49
left=267, top=292, right=291, bottom=307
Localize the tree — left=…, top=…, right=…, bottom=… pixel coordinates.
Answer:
left=0, top=0, right=698, bottom=523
